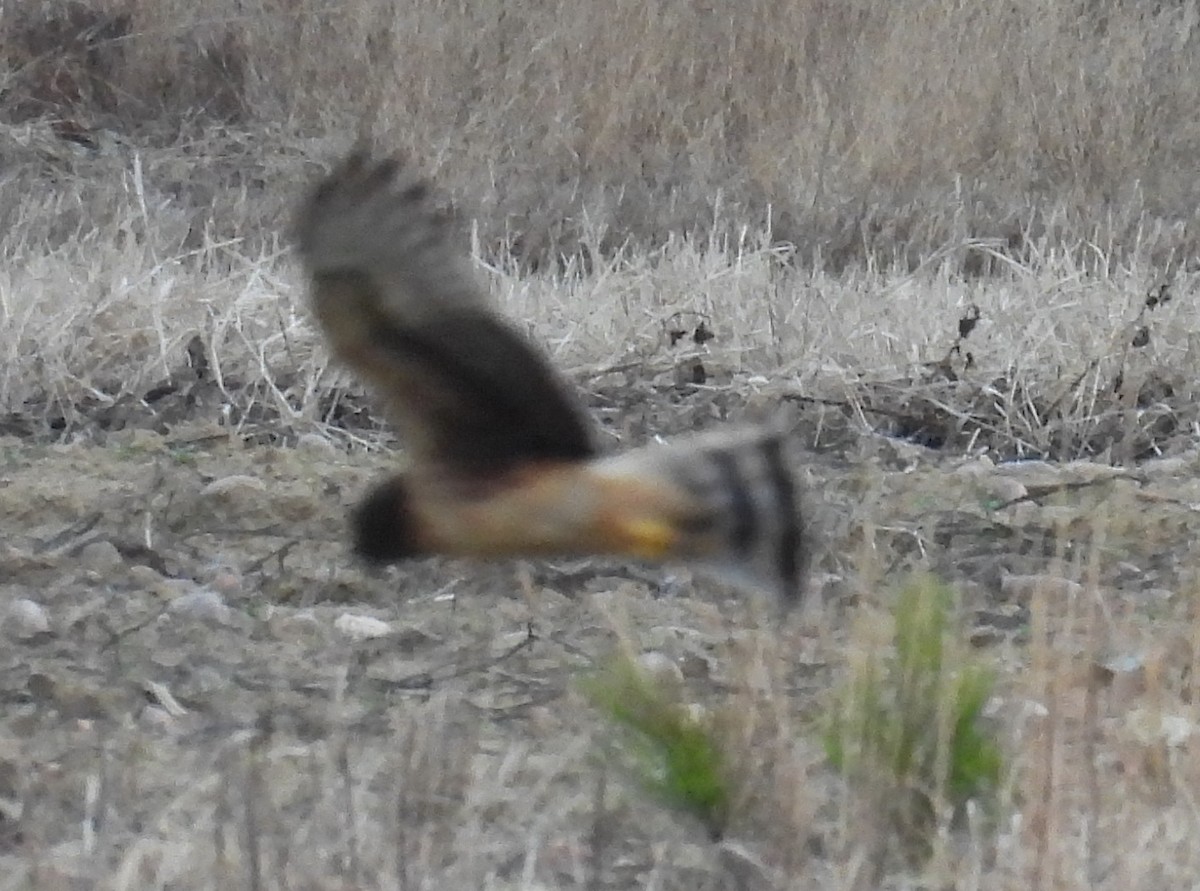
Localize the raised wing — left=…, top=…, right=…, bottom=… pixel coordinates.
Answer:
left=293, top=151, right=595, bottom=478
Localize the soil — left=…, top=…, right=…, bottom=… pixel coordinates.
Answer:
left=2, top=391, right=1199, bottom=887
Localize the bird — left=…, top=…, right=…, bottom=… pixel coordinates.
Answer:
left=293, top=149, right=810, bottom=605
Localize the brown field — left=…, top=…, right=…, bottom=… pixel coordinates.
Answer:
left=3, top=1, right=1200, bottom=888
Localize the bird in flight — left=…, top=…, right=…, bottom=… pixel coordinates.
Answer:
left=294, top=150, right=809, bottom=605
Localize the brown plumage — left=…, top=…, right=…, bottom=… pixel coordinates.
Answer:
left=294, top=150, right=810, bottom=605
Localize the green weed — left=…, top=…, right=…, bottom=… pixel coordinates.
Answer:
left=824, top=575, right=1003, bottom=856
left=581, top=654, right=732, bottom=840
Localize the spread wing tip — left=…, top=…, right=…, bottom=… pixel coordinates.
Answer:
left=293, top=150, right=445, bottom=280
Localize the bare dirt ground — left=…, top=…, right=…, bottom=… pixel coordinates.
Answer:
left=3, top=379, right=1200, bottom=889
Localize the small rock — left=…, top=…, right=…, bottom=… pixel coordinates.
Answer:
left=41, top=840, right=90, bottom=880
left=637, top=651, right=685, bottom=693
left=151, top=577, right=197, bottom=601
left=208, top=566, right=243, bottom=597
left=78, top=540, right=122, bottom=574
left=999, top=572, right=1084, bottom=604
left=973, top=604, right=1027, bottom=633
left=190, top=666, right=229, bottom=696
left=128, top=564, right=165, bottom=588
left=980, top=475, right=1027, bottom=504
left=969, top=626, right=1007, bottom=648
left=392, top=624, right=441, bottom=651
left=677, top=652, right=713, bottom=681
left=873, top=436, right=931, bottom=470
left=139, top=705, right=177, bottom=732
left=27, top=674, right=113, bottom=720
left=201, top=475, right=266, bottom=497
left=168, top=587, right=231, bottom=624
left=1141, top=455, right=1189, bottom=476
left=988, top=696, right=1049, bottom=722
left=1131, top=587, right=1174, bottom=607
left=334, top=613, right=392, bottom=640
left=141, top=680, right=187, bottom=717
left=296, top=433, right=339, bottom=456
left=654, top=573, right=689, bottom=599
left=1061, top=460, right=1124, bottom=483
left=951, top=456, right=995, bottom=478
left=1093, top=652, right=1148, bottom=700
left=0, top=544, right=52, bottom=573
left=993, top=460, right=1058, bottom=487
left=268, top=610, right=323, bottom=643
left=1126, top=708, right=1196, bottom=748
left=25, top=673, right=56, bottom=702
left=6, top=599, right=49, bottom=639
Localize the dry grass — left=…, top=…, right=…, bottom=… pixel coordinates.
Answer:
left=2, top=122, right=1197, bottom=462
left=4, top=0, right=1200, bottom=268
left=4, top=1, right=1200, bottom=454
left=4, top=1, right=1200, bottom=888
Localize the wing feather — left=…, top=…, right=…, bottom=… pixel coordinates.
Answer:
left=294, top=152, right=595, bottom=476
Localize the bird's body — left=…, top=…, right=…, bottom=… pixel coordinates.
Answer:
left=294, top=151, right=810, bottom=605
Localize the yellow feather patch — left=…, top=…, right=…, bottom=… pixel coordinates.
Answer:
left=617, top=517, right=678, bottom=559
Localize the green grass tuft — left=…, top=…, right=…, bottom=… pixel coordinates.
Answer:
left=580, top=654, right=732, bottom=840
left=824, top=575, right=1003, bottom=855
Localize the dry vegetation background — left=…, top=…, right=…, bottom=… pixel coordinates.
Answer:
left=3, top=0, right=1200, bottom=454
left=4, top=0, right=1200, bottom=888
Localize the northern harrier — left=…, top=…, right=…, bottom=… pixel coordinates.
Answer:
left=294, top=151, right=809, bottom=604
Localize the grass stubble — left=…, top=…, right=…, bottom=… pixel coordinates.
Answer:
left=3, top=0, right=1200, bottom=888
